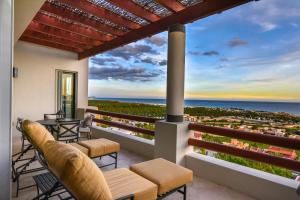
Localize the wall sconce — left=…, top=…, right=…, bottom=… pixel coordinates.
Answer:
left=13, top=67, right=18, bottom=78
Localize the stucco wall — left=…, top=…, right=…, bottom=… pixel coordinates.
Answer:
left=13, top=41, right=88, bottom=135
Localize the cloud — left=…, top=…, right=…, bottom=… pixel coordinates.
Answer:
left=189, top=50, right=219, bottom=56
left=136, top=57, right=167, bottom=66
left=158, top=60, right=167, bottom=66
left=140, top=57, right=157, bottom=65
left=228, top=38, right=248, bottom=47
left=191, top=26, right=207, bottom=32
left=90, top=57, right=116, bottom=65
left=89, top=66, right=160, bottom=82
left=220, top=58, right=229, bottom=62
left=203, top=51, right=219, bottom=56
left=238, top=0, right=300, bottom=32
left=106, top=44, right=158, bottom=60
left=246, top=78, right=278, bottom=83
left=144, top=36, right=167, bottom=47
left=251, top=19, right=278, bottom=32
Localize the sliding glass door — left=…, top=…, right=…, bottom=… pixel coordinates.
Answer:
left=56, top=70, right=77, bottom=118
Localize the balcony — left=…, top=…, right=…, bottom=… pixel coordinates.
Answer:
left=12, top=136, right=255, bottom=200
left=2, top=0, right=300, bottom=199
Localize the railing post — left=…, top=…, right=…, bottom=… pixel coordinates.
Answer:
left=155, top=121, right=193, bottom=166
left=154, top=24, right=192, bottom=166
left=76, top=108, right=86, bottom=120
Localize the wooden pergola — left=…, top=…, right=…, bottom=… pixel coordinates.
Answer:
left=20, top=0, right=253, bottom=60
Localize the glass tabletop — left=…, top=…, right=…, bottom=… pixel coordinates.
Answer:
left=36, top=118, right=80, bottom=126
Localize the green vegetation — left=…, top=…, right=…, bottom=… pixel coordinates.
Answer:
left=89, top=100, right=300, bottom=123
left=89, top=100, right=165, bottom=117
left=216, top=153, right=293, bottom=178
left=88, top=100, right=299, bottom=179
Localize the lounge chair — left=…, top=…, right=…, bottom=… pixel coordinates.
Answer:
left=23, top=120, right=120, bottom=168
left=23, top=120, right=193, bottom=200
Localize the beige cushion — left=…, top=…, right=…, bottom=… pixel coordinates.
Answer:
left=43, top=141, right=113, bottom=200
left=69, top=143, right=89, bottom=155
left=130, top=158, right=193, bottom=195
left=22, top=120, right=55, bottom=152
left=79, top=138, right=120, bottom=157
left=104, top=168, right=157, bottom=200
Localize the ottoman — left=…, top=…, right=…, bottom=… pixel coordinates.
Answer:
left=71, top=138, right=120, bottom=168
left=130, top=158, right=193, bottom=199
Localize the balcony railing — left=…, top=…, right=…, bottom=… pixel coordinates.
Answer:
left=188, top=123, right=300, bottom=172
left=86, top=109, right=161, bottom=136
left=86, top=109, right=300, bottom=172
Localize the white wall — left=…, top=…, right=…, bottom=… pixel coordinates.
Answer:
left=0, top=0, right=12, bottom=198
left=13, top=41, right=88, bottom=134
left=186, top=153, right=300, bottom=200
left=14, top=0, right=45, bottom=44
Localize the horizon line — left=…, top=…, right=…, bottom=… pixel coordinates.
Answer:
left=88, top=97, right=300, bottom=103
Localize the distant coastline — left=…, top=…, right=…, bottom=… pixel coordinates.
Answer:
left=90, top=97, right=300, bottom=115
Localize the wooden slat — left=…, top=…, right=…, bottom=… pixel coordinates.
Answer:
left=86, top=109, right=160, bottom=123
left=59, top=0, right=141, bottom=29
left=41, top=2, right=125, bottom=36
left=20, top=36, right=83, bottom=53
left=188, top=123, right=300, bottom=150
left=157, top=0, right=186, bottom=12
left=93, top=118, right=155, bottom=136
left=23, top=30, right=92, bottom=49
left=188, top=138, right=300, bottom=172
left=79, top=0, right=253, bottom=59
left=34, top=12, right=113, bottom=42
left=28, top=21, right=102, bottom=46
left=108, top=0, right=160, bottom=22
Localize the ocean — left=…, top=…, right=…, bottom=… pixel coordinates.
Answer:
left=93, top=98, right=300, bottom=115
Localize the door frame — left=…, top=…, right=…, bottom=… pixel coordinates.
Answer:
left=55, top=69, right=78, bottom=118
left=0, top=0, right=12, bottom=198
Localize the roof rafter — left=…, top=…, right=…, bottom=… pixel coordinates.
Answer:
left=157, top=0, right=185, bottom=12
left=20, top=36, right=83, bottom=52
left=59, top=0, right=142, bottom=29
left=23, top=29, right=92, bottom=49
left=79, top=0, right=253, bottom=59
left=107, top=0, right=161, bottom=22
left=28, top=21, right=102, bottom=46
left=34, top=12, right=113, bottom=41
left=41, top=2, right=125, bottom=36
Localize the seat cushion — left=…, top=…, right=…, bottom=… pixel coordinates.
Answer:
left=79, top=127, right=90, bottom=133
left=130, top=158, right=193, bottom=195
left=69, top=143, right=89, bottom=155
left=22, top=120, right=55, bottom=151
left=104, top=168, right=157, bottom=200
left=43, top=140, right=113, bottom=200
left=79, top=138, right=120, bottom=157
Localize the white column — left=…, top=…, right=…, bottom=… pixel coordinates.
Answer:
left=155, top=24, right=192, bottom=166
left=0, top=0, right=13, bottom=198
left=166, top=24, right=186, bottom=122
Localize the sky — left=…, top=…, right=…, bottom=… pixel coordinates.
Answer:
left=88, top=0, right=300, bottom=102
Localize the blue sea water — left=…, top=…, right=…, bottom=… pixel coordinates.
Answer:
left=93, top=98, right=300, bottom=115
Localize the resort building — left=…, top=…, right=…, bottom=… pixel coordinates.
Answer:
left=1, top=0, right=300, bottom=200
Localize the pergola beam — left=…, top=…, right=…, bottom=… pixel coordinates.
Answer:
left=41, top=2, right=125, bottom=36
left=20, top=36, right=84, bottom=53
left=157, top=0, right=185, bottom=12
left=108, top=0, right=160, bottom=22
left=79, top=0, right=253, bottom=59
left=59, top=0, right=141, bottom=29
left=34, top=12, right=113, bottom=42
left=28, top=21, right=102, bottom=46
left=23, top=30, right=92, bottom=49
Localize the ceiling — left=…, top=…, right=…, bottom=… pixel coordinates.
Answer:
left=19, top=0, right=253, bottom=60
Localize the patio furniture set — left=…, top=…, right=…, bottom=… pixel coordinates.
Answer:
left=12, top=111, right=193, bottom=199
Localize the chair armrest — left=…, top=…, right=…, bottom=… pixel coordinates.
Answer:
left=115, top=194, right=134, bottom=200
